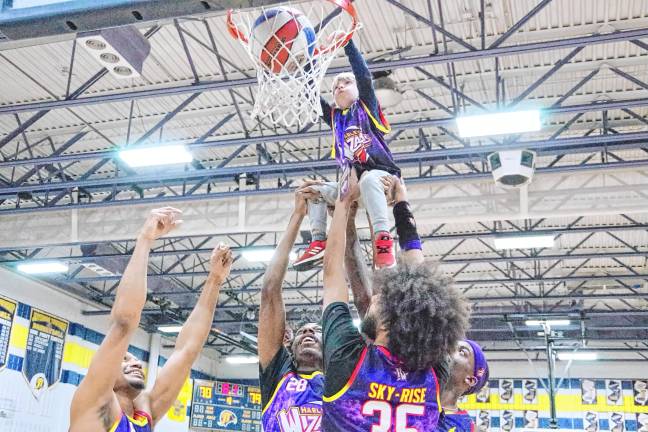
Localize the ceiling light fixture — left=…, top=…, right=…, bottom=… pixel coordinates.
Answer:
left=456, top=110, right=542, bottom=138
left=557, top=352, right=598, bottom=361
left=525, top=320, right=571, bottom=327
left=224, top=355, right=259, bottom=365
left=119, top=144, right=193, bottom=168
left=17, top=261, right=69, bottom=274
left=157, top=325, right=183, bottom=334
left=494, top=234, right=555, bottom=250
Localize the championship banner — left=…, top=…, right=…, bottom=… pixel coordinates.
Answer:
left=523, top=410, right=539, bottom=429
left=499, top=379, right=514, bottom=404
left=606, top=380, right=623, bottom=406
left=22, top=308, right=69, bottom=399
left=476, top=410, right=490, bottom=432
left=0, top=295, right=17, bottom=369
left=476, top=382, right=490, bottom=403
left=637, top=413, right=648, bottom=432
left=523, top=379, right=538, bottom=404
left=635, top=380, right=648, bottom=406
left=501, top=410, right=515, bottom=431
left=581, top=378, right=597, bottom=405
left=583, top=410, right=599, bottom=432
left=609, top=412, right=625, bottom=432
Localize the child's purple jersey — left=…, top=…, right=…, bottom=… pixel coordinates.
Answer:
left=437, top=410, right=475, bottom=432
left=323, top=345, right=441, bottom=431
left=262, top=370, right=324, bottom=432
left=330, top=100, right=400, bottom=177
left=110, top=411, right=152, bottom=432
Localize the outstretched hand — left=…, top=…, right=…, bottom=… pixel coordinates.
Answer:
left=381, top=175, right=407, bottom=206
left=209, top=243, right=233, bottom=283
left=326, top=29, right=351, bottom=50
left=295, top=179, right=324, bottom=215
left=138, top=207, right=183, bottom=242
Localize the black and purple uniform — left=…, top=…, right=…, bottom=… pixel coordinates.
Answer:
left=437, top=410, right=475, bottom=432
left=322, top=302, right=448, bottom=431
left=321, top=41, right=400, bottom=179
left=260, top=346, right=324, bottom=432
left=109, top=410, right=152, bottom=432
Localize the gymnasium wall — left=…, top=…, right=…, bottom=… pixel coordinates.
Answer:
left=0, top=267, right=218, bottom=432
left=458, top=377, right=648, bottom=432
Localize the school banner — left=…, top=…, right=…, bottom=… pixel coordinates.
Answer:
left=460, top=378, right=648, bottom=430
left=22, top=308, right=68, bottom=399
left=0, top=295, right=17, bottom=369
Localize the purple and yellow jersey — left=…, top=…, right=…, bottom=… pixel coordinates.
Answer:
left=109, top=411, right=152, bottom=432
left=330, top=100, right=400, bottom=176
left=262, top=370, right=324, bottom=432
left=437, top=410, right=475, bottom=432
left=323, top=345, right=441, bottom=431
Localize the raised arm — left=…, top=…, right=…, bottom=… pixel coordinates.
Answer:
left=258, top=186, right=309, bottom=369
left=320, top=97, right=332, bottom=126
left=344, top=39, right=378, bottom=115
left=323, top=172, right=359, bottom=309
left=145, top=244, right=233, bottom=424
left=383, top=176, right=424, bottom=264
left=70, top=208, right=182, bottom=423
left=344, top=204, right=372, bottom=318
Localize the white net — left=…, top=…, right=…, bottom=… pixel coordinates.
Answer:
left=227, top=0, right=360, bottom=128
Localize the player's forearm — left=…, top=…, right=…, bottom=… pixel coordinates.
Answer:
left=174, top=277, right=222, bottom=355
left=394, top=201, right=424, bottom=264
left=323, top=201, right=351, bottom=305
left=344, top=40, right=378, bottom=111
left=262, top=211, right=303, bottom=291
left=259, top=211, right=302, bottom=367
left=344, top=233, right=372, bottom=318
left=320, top=97, right=332, bottom=126
left=345, top=40, right=371, bottom=82
left=110, top=236, right=152, bottom=327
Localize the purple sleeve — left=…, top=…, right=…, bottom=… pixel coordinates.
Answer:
left=344, top=40, right=380, bottom=118
left=320, top=97, right=332, bottom=127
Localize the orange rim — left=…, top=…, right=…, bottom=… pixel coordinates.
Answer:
left=315, top=0, right=359, bottom=56
left=227, top=1, right=358, bottom=54
left=226, top=9, right=248, bottom=44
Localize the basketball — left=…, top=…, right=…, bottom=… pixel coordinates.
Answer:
left=249, top=7, right=316, bottom=74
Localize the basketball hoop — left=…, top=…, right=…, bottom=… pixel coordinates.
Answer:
left=227, top=0, right=360, bottom=128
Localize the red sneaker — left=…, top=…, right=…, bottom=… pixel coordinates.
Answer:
left=374, top=231, right=395, bottom=269
left=293, top=240, right=326, bottom=271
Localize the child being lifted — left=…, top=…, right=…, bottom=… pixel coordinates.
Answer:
left=293, top=37, right=403, bottom=271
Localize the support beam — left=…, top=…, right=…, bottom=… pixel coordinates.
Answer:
left=1, top=95, right=647, bottom=170
left=1, top=131, right=648, bottom=198
left=3, top=27, right=648, bottom=116
left=488, top=0, right=553, bottom=49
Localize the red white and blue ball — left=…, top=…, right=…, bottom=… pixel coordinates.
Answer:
left=250, top=7, right=316, bottom=74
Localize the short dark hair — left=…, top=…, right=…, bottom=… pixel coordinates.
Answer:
left=376, top=261, right=470, bottom=372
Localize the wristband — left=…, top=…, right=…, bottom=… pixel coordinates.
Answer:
left=393, top=201, right=421, bottom=251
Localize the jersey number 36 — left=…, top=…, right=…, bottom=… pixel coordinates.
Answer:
left=362, top=400, right=425, bottom=432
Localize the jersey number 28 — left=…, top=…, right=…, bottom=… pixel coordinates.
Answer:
left=362, top=400, right=425, bottom=431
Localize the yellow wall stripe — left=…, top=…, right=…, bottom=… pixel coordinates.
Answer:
left=62, top=341, right=96, bottom=370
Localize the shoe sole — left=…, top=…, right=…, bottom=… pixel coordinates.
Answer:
left=292, top=254, right=325, bottom=271
left=374, top=261, right=397, bottom=270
